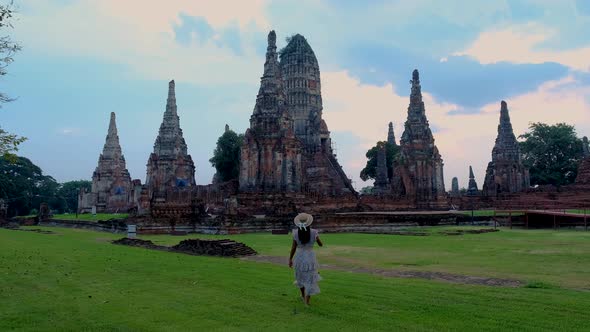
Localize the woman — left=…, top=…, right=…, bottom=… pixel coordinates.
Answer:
left=289, top=213, right=323, bottom=306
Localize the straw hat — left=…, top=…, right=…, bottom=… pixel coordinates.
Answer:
left=293, top=213, right=313, bottom=230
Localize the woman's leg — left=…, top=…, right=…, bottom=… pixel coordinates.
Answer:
left=299, top=287, right=305, bottom=298
left=305, top=295, right=310, bottom=305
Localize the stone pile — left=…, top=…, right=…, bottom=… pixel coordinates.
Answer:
left=113, top=237, right=257, bottom=257
left=172, top=239, right=257, bottom=257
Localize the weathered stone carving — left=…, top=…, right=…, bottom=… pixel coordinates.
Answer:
left=575, top=136, right=590, bottom=185
left=146, top=80, right=196, bottom=196
left=239, top=32, right=355, bottom=196
left=467, top=166, right=479, bottom=196
left=482, top=101, right=530, bottom=196
left=373, top=145, right=390, bottom=194
left=239, top=30, right=304, bottom=193
left=387, top=122, right=397, bottom=146
left=451, top=177, right=459, bottom=197
left=78, top=112, right=133, bottom=213
left=392, top=70, right=446, bottom=208
left=38, top=202, right=51, bottom=222
left=279, top=34, right=356, bottom=196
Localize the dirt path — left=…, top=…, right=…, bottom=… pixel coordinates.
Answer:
left=242, top=255, right=523, bottom=287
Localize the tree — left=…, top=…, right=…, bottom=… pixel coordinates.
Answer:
left=360, top=141, right=400, bottom=181
left=359, top=186, right=374, bottom=195
left=57, top=180, right=92, bottom=213
left=519, top=122, right=584, bottom=186
left=0, top=155, right=61, bottom=216
left=209, top=129, right=244, bottom=182
left=0, top=2, right=25, bottom=161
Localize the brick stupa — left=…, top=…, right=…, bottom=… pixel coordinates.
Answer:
left=78, top=112, right=132, bottom=213
left=482, top=101, right=529, bottom=196
left=145, top=80, right=196, bottom=197
left=393, top=69, right=446, bottom=208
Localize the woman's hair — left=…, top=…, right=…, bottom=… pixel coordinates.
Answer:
left=298, top=227, right=311, bottom=244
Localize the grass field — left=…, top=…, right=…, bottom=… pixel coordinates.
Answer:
left=459, top=210, right=524, bottom=217
left=51, top=213, right=128, bottom=221
left=1, top=226, right=590, bottom=331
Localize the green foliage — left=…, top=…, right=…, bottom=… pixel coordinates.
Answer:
left=57, top=180, right=92, bottom=213
left=519, top=122, right=583, bottom=186
left=0, top=2, right=25, bottom=161
left=278, top=34, right=312, bottom=61
left=0, top=156, right=64, bottom=216
left=2, top=227, right=590, bottom=331
left=0, top=127, right=26, bottom=161
left=359, top=186, right=374, bottom=195
left=209, top=129, right=244, bottom=182
left=0, top=2, right=21, bottom=101
left=359, top=141, right=400, bottom=181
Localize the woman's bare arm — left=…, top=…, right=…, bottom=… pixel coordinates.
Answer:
left=316, top=236, right=323, bottom=247
left=288, top=240, right=297, bottom=267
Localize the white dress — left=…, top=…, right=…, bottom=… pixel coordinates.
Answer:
left=293, top=228, right=322, bottom=296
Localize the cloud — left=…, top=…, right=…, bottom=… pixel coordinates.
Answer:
left=59, top=128, right=81, bottom=136
left=16, top=0, right=269, bottom=85
left=455, top=23, right=590, bottom=72
left=338, top=42, right=567, bottom=108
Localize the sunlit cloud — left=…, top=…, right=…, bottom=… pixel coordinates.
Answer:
left=454, top=23, right=590, bottom=72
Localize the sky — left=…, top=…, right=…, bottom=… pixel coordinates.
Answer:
left=2, top=0, right=590, bottom=190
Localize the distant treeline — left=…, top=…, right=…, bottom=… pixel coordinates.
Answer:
left=0, top=156, right=91, bottom=217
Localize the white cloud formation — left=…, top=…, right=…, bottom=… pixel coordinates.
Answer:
left=322, top=71, right=590, bottom=190
left=17, top=0, right=269, bottom=84
left=454, top=23, right=590, bottom=72
left=58, top=128, right=82, bottom=136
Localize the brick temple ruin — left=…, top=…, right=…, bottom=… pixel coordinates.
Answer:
left=78, top=112, right=134, bottom=213
left=393, top=70, right=446, bottom=208
left=75, top=30, right=590, bottom=232
left=482, top=101, right=530, bottom=196
left=238, top=31, right=303, bottom=193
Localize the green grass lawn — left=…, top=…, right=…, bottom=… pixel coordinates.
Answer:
left=1, top=227, right=590, bottom=331
left=459, top=210, right=524, bottom=217
left=566, top=209, right=590, bottom=215
left=51, top=213, right=128, bottom=221
left=139, top=227, right=590, bottom=289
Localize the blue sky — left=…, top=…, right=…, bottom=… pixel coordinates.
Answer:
left=2, top=0, right=590, bottom=189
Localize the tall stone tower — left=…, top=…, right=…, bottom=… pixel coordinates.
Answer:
left=145, top=80, right=196, bottom=196
left=387, top=122, right=396, bottom=146
left=451, top=177, right=459, bottom=196
left=393, top=69, right=446, bottom=208
left=467, top=166, right=479, bottom=195
left=79, top=112, right=132, bottom=213
left=482, top=101, right=530, bottom=196
left=239, top=30, right=304, bottom=192
left=279, top=34, right=325, bottom=150
left=373, top=144, right=390, bottom=194
left=278, top=33, right=355, bottom=196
